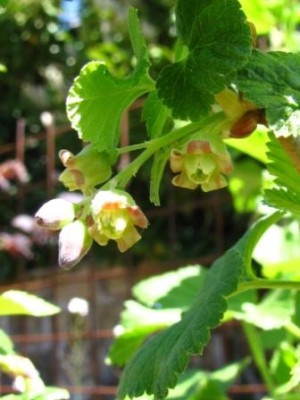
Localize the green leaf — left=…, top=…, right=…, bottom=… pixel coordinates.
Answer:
left=270, top=342, right=297, bottom=386
left=66, top=9, right=154, bottom=152
left=132, top=265, right=205, bottom=309
left=108, top=326, right=161, bottom=367
left=0, top=329, right=15, bottom=355
left=142, top=91, right=171, bottom=139
left=156, top=0, right=251, bottom=121
left=225, top=129, right=269, bottom=164
left=264, top=188, right=300, bottom=217
left=0, top=0, right=9, bottom=7
left=263, top=134, right=300, bottom=214
left=109, top=266, right=205, bottom=366
left=0, top=387, right=70, bottom=400
left=0, top=64, right=7, bottom=73
left=235, top=50, right=300, bottom=136
left=117, top=212, right=283, bottom=399
left=232, top=290, right=295, bottom=330
left=149, top=149, right=170, bottom=206
left=0, top=291, right=60, bottom=316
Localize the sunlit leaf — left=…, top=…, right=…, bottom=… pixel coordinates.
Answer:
left=0, top=291, right=60, bottom=316
left=0, top=329, right=15, bottom=355
left=66, top=8, right=154, bottom=152
left=232, top=290, right=295, bottom=330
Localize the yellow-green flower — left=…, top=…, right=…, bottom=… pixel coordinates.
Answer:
left=58, top=145, right=112, bottom=192
left=170, top=138, right=233, bottom=192
left=90, top=190, right=148, bottom=252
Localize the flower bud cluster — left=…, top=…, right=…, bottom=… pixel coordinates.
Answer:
left=35, top=190, right=148, bottom=269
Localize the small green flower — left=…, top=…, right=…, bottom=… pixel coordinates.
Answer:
left=58, top=145, right=112, bottom=192
left=90, top=190, right=148, bottom=252
left=170, top=137, right=233, bottom=192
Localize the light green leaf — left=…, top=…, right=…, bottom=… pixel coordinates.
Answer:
left=236, top=50, right=300, bottom=137
left=0, top=64, right=7, bottom=73
left=132, top=265, right=205, bottom=309
left=228, top=159, right=262, bottom=214
left=0, top=291, right=60, bottom=317
left=225, top=129, right=269, bottom=164
left=232, top=290, right=295, bottom=330
left=121, top=300, right=181, bottom=330
left=66, top=9, right=154, bottom=152
left=270, top=342, right=297, bottom=387
left=142, top=91, right=171, bottom=139
left=264, top=188, right=300, bottom=217
left=0, top=387, right=69, bottom=400
left=118, top=211, right=283, bottom=399
left=0, top=329, right=15, bottom=355
left=156, top=0, right=251, bottom=121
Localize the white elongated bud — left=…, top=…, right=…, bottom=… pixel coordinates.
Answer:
left=35, top=199, right=75, bottom=230
left=58, top=220, right=92, bottom=269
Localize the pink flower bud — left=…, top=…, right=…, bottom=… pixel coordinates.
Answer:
left=58, top=220, right=92, bottom=269
left=35, top=199, right=75, bottom=230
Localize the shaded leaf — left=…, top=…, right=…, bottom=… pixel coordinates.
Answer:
left=156, top=0, right=251, bottom=121
left=235, top=50, right=300, bottom=136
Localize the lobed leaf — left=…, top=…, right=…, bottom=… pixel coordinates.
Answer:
left=156, top=0, right=251, bottom=121
left=66, top=8, right=154, bottom=152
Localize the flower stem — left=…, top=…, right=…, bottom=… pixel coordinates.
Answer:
left=107, top=112, right=226, bottom=189
left=242, top=321, right=276, bottom=395
left=236, top=279, right=300, bottom=294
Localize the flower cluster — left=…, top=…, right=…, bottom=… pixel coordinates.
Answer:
left=35, top=191, right=148, bottom=269
left=170, top=137, right=233, bottom=192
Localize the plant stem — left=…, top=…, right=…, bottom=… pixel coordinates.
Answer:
left=236, top=279, right=300, bottom=294
left=242, top=321, right=276, bottom=396
left=286, top=321, right=300, bottom=340
left=106, top=111, right=226, bottom=189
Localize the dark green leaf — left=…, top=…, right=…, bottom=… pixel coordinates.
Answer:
left=156, top=0, right=251, bottom=121
left=118, top=212, right=282, bottom=399
left=235, top=50, right=300, bottom=136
